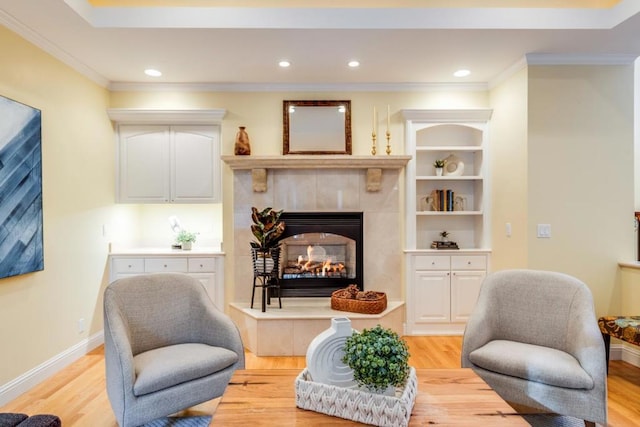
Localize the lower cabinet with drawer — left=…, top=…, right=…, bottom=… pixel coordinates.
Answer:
left=405, top=251, right=489, bottom=335
left=109, top=254, right=224, bottom=309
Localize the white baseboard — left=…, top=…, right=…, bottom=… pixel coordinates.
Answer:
left=0, top=331, right=104, bottom=407
left=620, top=343, right=640, bottom=368
left=609, top=343, right=640, bottom=368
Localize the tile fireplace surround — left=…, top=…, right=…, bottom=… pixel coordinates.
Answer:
left=223, top=155, right=410, bottom=355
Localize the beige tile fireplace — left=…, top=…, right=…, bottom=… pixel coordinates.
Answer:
left=223, top=155, right=410, bottom=355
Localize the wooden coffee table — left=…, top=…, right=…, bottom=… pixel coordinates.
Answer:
left=211, top=368, right=528, bottom=426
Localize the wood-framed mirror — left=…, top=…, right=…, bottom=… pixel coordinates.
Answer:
left=283, top=100, right=352, bottom=155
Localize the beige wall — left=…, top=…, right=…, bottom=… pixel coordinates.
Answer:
left=488, top=67, right=529, bottom=270
left=0, top=26, right=138, bottom=385
left=527, top=64, right=635, bottom=315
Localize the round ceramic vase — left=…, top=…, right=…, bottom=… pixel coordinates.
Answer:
left=306, top=317, right=357, bottom=388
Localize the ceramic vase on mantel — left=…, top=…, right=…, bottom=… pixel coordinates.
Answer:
left=234, top=126, right=251, bottom=155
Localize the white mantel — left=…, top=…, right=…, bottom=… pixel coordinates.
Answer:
left=221, top=154, right=411, bottom=170
left=222, top=155, right=410, bottom=192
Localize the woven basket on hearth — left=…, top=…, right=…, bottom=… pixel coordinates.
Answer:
left=331, top=290, right=387, bottom=314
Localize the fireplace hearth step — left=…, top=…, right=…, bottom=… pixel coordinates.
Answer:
left=229, top=300, right=405, bottom=356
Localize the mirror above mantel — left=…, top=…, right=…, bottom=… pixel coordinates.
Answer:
left=283, top=100, right=351, bottom=155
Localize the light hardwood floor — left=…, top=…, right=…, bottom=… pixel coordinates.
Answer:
left=1, top=336, right=639, bottom=426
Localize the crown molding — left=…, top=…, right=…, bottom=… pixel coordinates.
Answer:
left=488, top=57, right=528, bottom=89
left=106, top=108, right=226, bottom=124
left=526, top=53, right=638, bottom=65
left=401, top=109, right=493, bottom=122
left=107, top=81, right=489, bottom=93
left=0, top=10, right=109, bottom=88
left=63, top=0, right=640, bottom=30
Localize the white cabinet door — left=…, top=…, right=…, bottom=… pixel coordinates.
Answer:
left=172, top=126, right=220, bottom=202
left=413, top=270, right=450, bottom=324
left=118, top=125, right=170, bottom=202
left=450, top=270, right=485, bottom=323
left=117, top=125, right=220, bottom=203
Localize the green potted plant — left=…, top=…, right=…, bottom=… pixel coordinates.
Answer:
left=342, top=324, right=411, bottom=394
left=175, top=230, right=197, bottom=250
left=250, top=206, right=285, bottom=250
left=433, top=159, right=446, bottom=176
left=250, top=207, right=286, bottom=273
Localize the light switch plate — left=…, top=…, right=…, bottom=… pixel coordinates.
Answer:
left=537, top=224, right=551, bottom=238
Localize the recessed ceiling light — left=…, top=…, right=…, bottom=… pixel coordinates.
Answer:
left=279, top=60, right=291, bottom=68
left=348, top=60, right=360, bottom=68
left=144, top=68, right=162, bottom=77
left=453, top=69, right=471, bottom=77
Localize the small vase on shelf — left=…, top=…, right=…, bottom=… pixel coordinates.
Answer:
left=234, top=126, right=251, bottom=155
left=435, top=167, right=443, bottom=176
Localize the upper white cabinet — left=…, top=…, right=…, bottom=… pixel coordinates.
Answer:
left=108, top=109, right=225, bottom=204
left=402, top=109, right=492, bottom=250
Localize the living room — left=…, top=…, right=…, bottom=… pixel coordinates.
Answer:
left=1, top=1, right=640, bottom=426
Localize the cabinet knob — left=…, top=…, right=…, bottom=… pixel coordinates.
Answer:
left=200, top=264, right=204, bottom=268
left=128, top=265, right=132, bottom=268
left=431, top=261, right=435, bottom=265
left=164, top=264, right=168, bottom=268
left=467, top=261, right=471, bottom=265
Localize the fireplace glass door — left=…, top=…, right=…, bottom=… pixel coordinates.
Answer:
left=278, top=212, right=363, bottom=297
left=281, top=233, right=356, bottom=280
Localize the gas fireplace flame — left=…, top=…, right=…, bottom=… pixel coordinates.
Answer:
left=294, top=245, right=346, bottom=276
left=322, top=259, right=331, bottom=276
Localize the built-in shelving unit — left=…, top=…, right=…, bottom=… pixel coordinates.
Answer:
left=402, top=109, right=492, bottom=335
left=402, top=109, right=492, bottom=250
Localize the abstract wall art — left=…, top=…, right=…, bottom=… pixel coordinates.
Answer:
left=0, top=95, right=43, bottom=279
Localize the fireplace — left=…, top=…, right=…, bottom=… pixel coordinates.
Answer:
left=277, top=212, right=363, bottom=297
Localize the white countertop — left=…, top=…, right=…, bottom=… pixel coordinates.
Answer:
left=109, top=246, right=224, bottom=256
left=619, top=261, right=640, bottom=270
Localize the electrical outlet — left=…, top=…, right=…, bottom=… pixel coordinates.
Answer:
left=506, top=222, right=512, bottom=237
left=537, top=224, right=551, bottom=238
left=77, top=318, right=85, bottom=334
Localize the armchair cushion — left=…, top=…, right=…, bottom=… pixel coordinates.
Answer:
left=469, top=340, right=594, bottom=389
left=134, top=343, right=240, bottom=396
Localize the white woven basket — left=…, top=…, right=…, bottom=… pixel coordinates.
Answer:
left=295, top=367, right=417, bottom=427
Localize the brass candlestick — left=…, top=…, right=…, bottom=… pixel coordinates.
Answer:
left=385, top=130, right=391, bottom=155
left=371, top=131, right=377, bottom=155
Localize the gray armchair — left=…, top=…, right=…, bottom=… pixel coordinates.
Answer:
left=461, top=269, right=606, bottom=426
left=104, top=273, right=245, bottom=427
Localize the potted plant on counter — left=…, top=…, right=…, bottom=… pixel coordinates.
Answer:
left=433, top=159, right=446, bottom=176
left=175, top=230, right=198, bottom=250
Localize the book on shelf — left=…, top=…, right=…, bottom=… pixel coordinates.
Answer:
left=429, top=189, right=456, bottom=212
left=431, top=241, right=459, bottom=250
